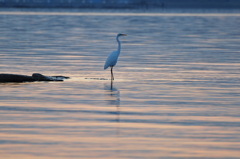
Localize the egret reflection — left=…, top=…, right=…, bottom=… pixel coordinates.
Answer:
left=104, top=82, right=120, bottom=107
left=104, top=81, right=120, bottom=123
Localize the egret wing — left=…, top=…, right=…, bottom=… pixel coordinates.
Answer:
left=104, top=51, right=119, bottom=69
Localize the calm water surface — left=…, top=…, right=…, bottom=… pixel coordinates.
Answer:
left=0, top=8, right=240, bottom=159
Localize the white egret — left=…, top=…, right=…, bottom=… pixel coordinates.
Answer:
left=104, top=33, right=127, bottom=81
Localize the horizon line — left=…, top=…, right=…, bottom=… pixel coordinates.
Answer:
left=1, top=11, right=240, bottom=16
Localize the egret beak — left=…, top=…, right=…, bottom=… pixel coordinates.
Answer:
left=120, top=34, right=127, bottom=36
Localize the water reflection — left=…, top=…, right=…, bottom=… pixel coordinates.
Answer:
left=104, top=81, right=120, bottom=106
left=1, top=9, right=240, bottom=159
left=104, top=81, right=120, bottom=123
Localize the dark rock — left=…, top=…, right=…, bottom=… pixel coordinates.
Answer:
left=32, top=73, right=70, bottom=81
left=32, top=73, right=52, bottom=81
left=0, top=73, right=69, bottom=83
left=0, top=74, right=35, bottom=82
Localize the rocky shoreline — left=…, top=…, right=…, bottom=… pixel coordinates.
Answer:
left=0, top=73, right=69, bottom=83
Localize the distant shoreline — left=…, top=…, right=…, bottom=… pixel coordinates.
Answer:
left=1, top=6, right=240, bottom=9
left=1, top=0, right=240, bottom=9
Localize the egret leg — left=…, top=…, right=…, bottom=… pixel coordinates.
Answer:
left=111, top=66, right=114, bottom=81
left=110, top=79, right=113, bottom=90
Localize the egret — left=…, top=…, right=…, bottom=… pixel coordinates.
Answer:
left=104, top=33, right=127, bottom=81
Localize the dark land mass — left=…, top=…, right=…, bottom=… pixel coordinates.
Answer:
left=0, top=73, right=69, bottom=83
left=1, top=0, right=240, bottom=9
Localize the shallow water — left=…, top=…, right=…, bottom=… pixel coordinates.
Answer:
left=0, top=8, right=240, bottom=159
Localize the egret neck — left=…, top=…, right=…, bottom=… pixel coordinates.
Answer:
left=116, top=35, right=121, bottom=55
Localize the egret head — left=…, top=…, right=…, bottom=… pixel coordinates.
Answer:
left=117, top=33, right=127, bottom=37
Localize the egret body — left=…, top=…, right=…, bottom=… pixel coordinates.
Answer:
left=104, top=33, right=127, bottom=80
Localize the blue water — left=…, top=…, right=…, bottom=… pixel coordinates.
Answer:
left=0, top=8, right=240, bottom=159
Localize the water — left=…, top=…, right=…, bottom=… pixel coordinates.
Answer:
left=0, top=8, right=240, bottom=159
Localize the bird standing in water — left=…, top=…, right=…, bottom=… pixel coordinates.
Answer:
left=104, top=33, right=127, bottom=81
